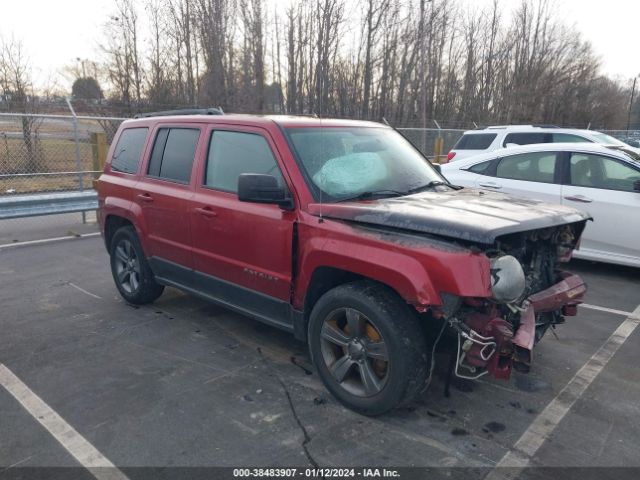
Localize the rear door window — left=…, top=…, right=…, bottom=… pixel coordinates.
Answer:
left=495, top=152, right=558, bottom=183
left=111, top=128, right=148, bottom=174
left=453, top=134, right=497, bottom=150
left=147, top=128, right=200, bottom=183
left=503, top=132, right=552, bottom=146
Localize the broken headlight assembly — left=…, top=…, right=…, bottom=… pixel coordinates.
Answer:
left=489, top=255, right=526, bottom=304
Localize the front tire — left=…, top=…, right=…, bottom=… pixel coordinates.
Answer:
left=308, top=281, right=429, bottom=416
left=109, top=226, right=164, bottom=305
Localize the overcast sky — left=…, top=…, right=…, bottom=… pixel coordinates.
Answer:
left=0, top=0, right=638, bottom=90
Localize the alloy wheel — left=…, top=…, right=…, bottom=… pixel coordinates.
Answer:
left=113, top=239, right=141, bottom=294
left=319, top=307, right=389, bottom=397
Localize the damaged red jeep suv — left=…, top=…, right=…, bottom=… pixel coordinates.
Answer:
left=97, top=111, right=589, bottom=415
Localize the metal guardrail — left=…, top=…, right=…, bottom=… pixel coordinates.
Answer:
left=0, top=190, right=98, bottom=220
left=0, top=170, right=102, bottom=179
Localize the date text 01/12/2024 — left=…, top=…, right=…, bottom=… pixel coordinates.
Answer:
left=232, top=468, right=400, bottom=478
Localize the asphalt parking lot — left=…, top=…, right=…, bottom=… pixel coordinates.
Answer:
left=1, top=234, right=639, bottom=479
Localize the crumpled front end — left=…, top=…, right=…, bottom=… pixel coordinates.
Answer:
left=445, top=272, right=586, bottom=380
left=438, top=222, right=588, bottom=381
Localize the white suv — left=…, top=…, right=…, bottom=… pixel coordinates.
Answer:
left=447, top=125, right=634, bottom=162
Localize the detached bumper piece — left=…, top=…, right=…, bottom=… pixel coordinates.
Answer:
left=528, top=271, right=586, bottom=314
left=454, top=271, right=586, bottom=381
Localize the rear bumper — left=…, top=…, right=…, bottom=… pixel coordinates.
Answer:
left=461, top=271, right=586, bottom=379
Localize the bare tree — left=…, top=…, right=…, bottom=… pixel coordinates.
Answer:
left=360, top=0, right=389, bottom=118
left=239, top=0, right=266, bottom=111
left=102, top=0, right=144, bottom=111
left=196, top=0, right=234, bottom=109
left=91, top=0, right=631, bottom=129
left=0, top=38, right=44, bottom=171
left=146, top=0, right=172, bottom=105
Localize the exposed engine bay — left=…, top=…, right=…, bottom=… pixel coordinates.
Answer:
left=439, top=222, right=587, bottom=382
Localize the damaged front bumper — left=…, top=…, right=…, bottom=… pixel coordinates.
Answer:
left=453, top=271, right=586, bottom=380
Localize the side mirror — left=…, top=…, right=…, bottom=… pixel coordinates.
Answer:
left=238, top=173, right=294, bottom=210
left=634, top=179, right=640, bottom=192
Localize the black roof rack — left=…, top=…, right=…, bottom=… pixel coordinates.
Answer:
left=134, top=107, right=224, bottom=119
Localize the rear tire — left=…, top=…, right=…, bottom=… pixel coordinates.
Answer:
left=109, top=226, right=164, bottom=305
left=308, top=281, right=429, bottom=416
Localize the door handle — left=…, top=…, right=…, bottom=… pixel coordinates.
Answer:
left=564, top=195, right=593, bottom=203
left=137, top=193, right=154, bottom=203
left=194, top=206, right=218, bottom=218
left=479, top=182, right=502, bottom=190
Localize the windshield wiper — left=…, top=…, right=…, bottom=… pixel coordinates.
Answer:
left=336, top=189, right=407, bottom=203
left=406, top=180, right=462, bottom=194
left=336, top=182, right=462, bottom=203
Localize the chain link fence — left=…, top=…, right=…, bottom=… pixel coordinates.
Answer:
left=0, top=113, right=463, bottom=244
left=0, top=113, right=124, bottom=197
left=2, top=113, right=637, bottom=200
left=395, top=127, right=464, bottom=161
left=0, top=112, right=125, bottom=245
left=3, top=111, right=637, bottom=245
left=600, top=130, right=640, bottom=147
left=2, top=115, right=636, bottom=197
left=0, top=114, right=463, bottom=199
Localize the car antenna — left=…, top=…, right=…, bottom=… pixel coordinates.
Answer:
left=316, top=108, right=324, bottom=223
left=382, top=117, right=426, bottom=158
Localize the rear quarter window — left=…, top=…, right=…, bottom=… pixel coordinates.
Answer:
left=503, top=132, right=552, bottom=146
left=467, top=160, right=494, bottom=174
left=454, top=134, right=497, bottom=150
left=111, top=128, right=148, bottom=174
left=552, top=133, right=591, bottom=143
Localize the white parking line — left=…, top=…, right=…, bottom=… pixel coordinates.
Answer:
left=485, top=304, right=640, bottom=479
left=68, top=282, right=102, bottom=300
left=0, top=364, right=128, bottom=480
left=0, top=232, right=101, bottom=250
left=581, top=303, right=634, bottom=318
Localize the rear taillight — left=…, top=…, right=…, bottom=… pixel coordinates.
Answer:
left=447, top=151, right=456, bottom=162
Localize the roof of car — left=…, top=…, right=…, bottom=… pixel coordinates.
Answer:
left=120, top=114, right=387, bottom=129
left=442, top=142, right=636, bottom=169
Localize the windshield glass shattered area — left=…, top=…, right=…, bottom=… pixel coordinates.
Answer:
left=312, top=152, right=389, bottom=196
left=286, top=127, right=442, bottom=201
